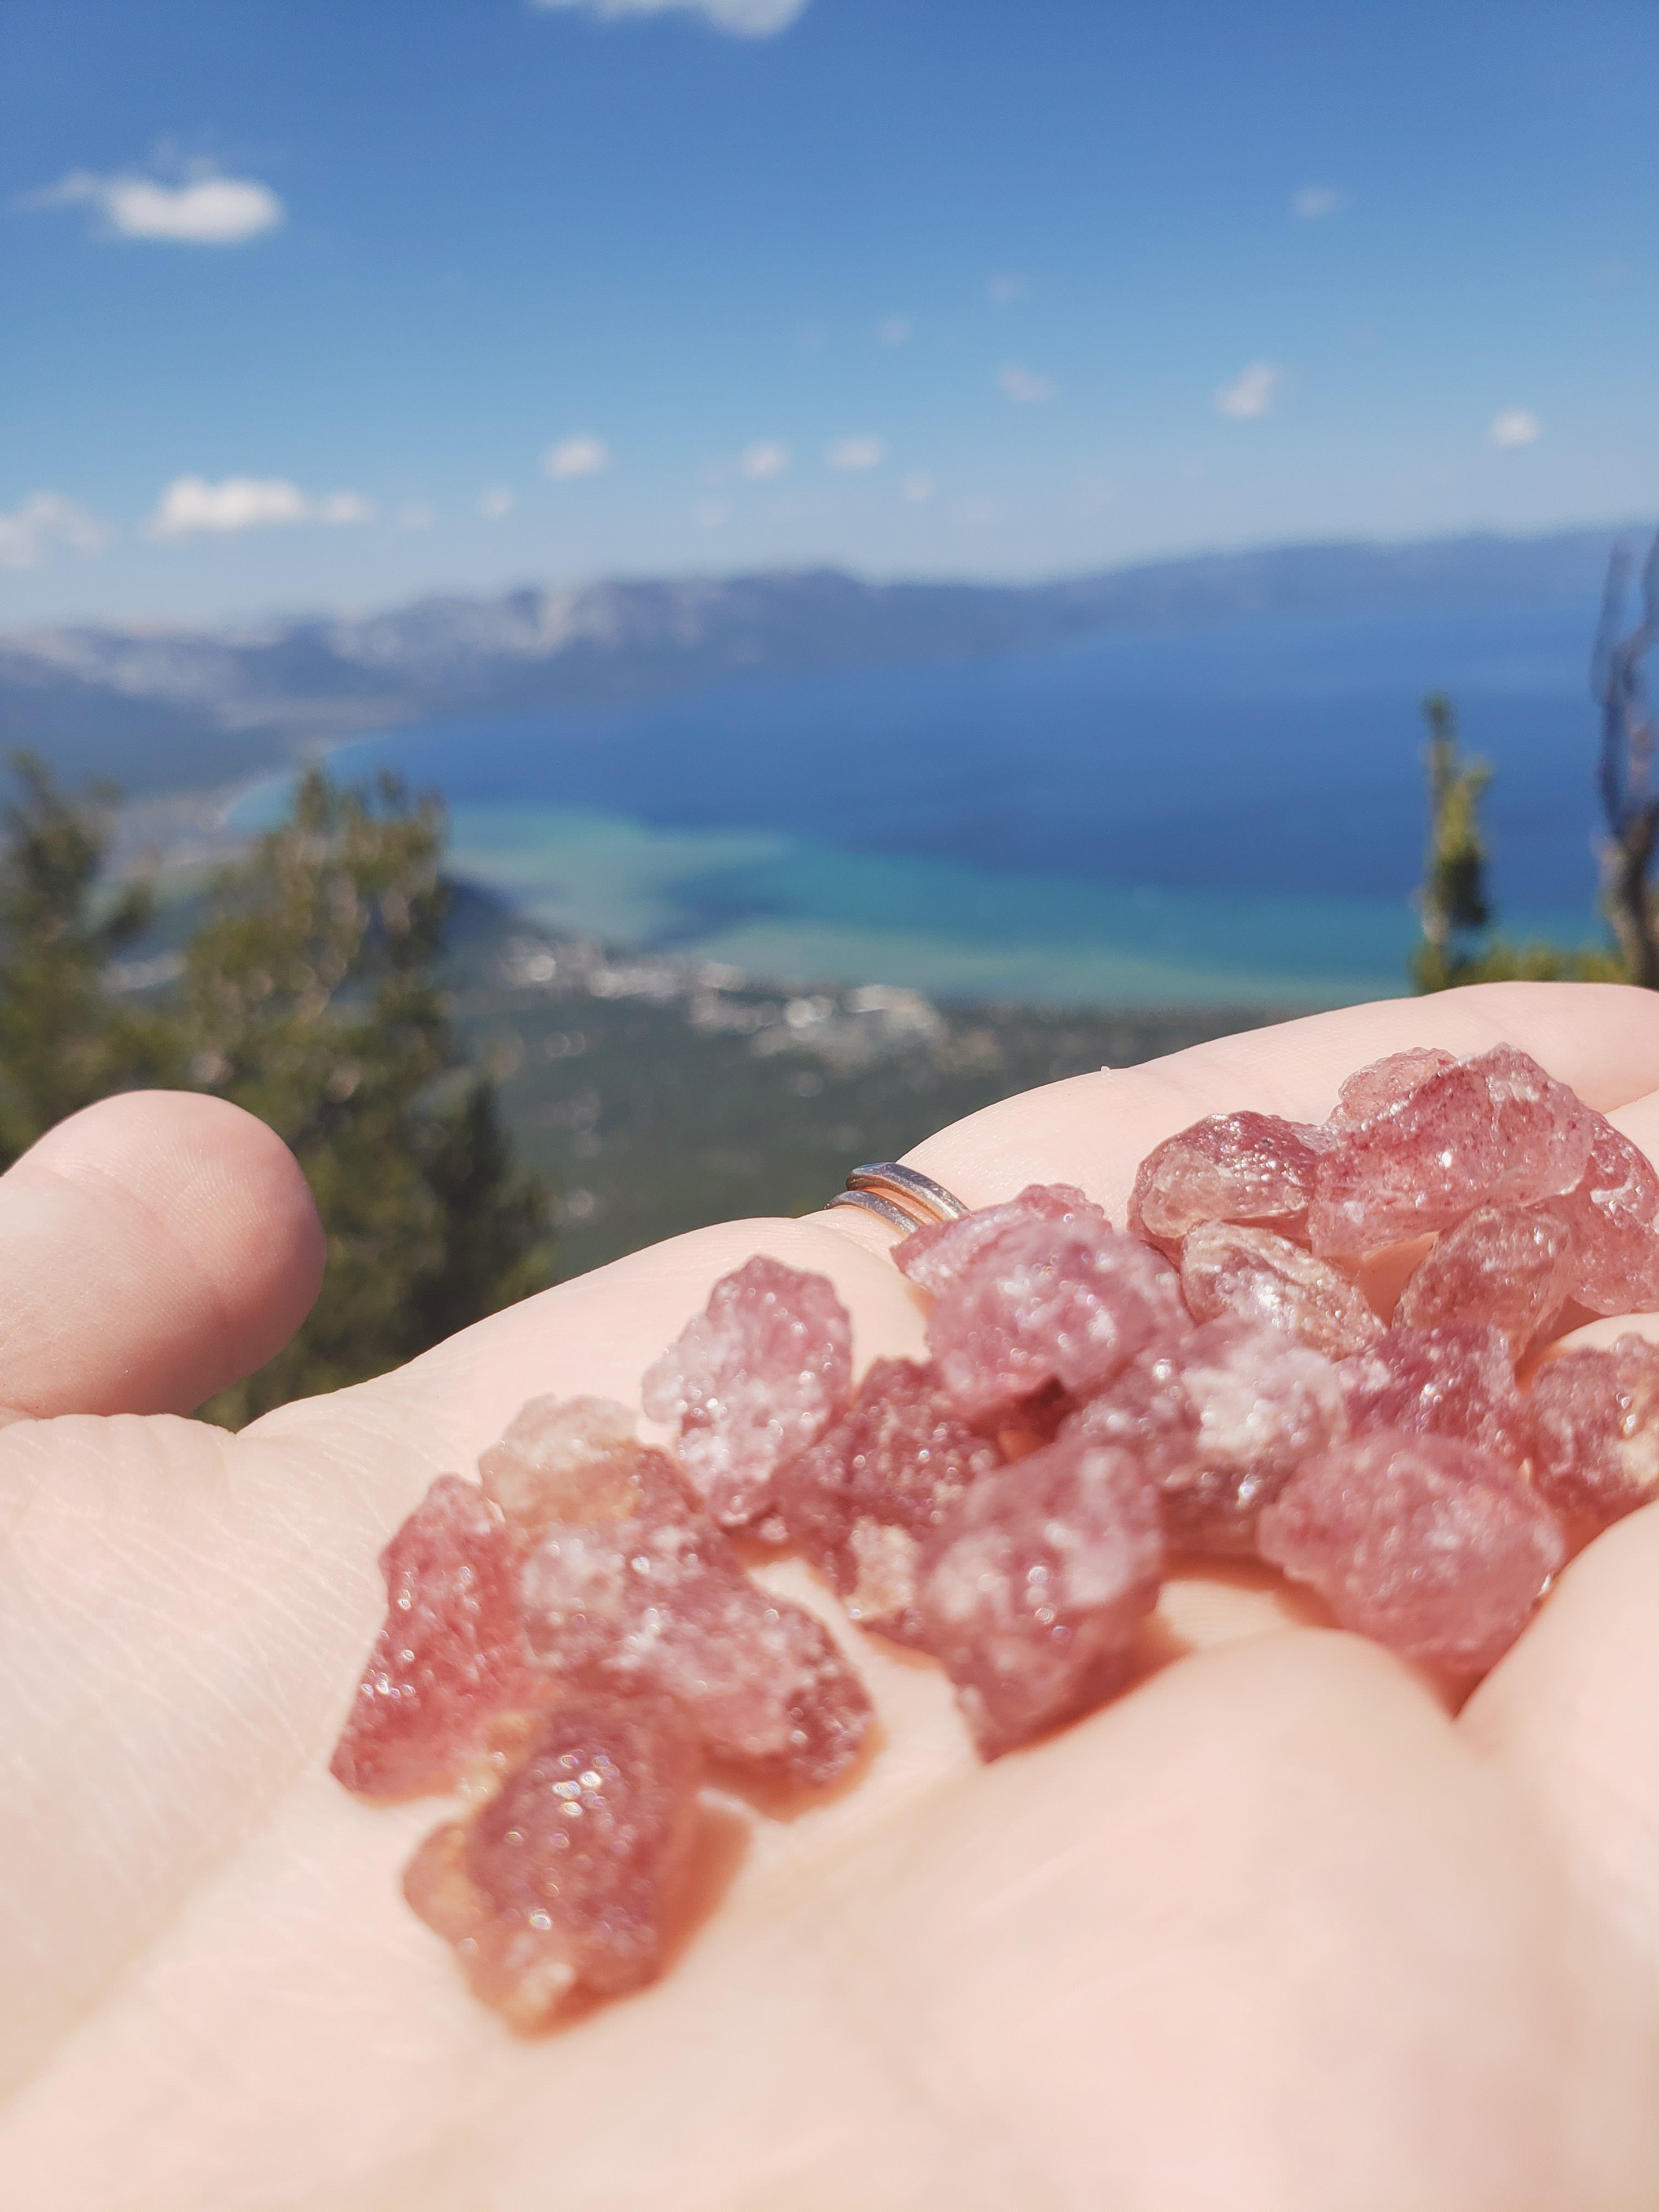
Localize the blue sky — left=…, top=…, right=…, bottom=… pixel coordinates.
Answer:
left=4, top=0, right=1657, bottom=626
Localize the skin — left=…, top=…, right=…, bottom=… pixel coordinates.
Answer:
left=4, top=981, right=1659, bottom=2210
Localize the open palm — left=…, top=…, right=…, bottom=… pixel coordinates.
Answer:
left=6, top=980, right=1659, bottom=2212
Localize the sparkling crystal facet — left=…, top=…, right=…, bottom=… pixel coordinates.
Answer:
left=1179, top=1221, right=1384, bottom=1358
left=1528, top=1335, right=1659, bottom=1539
left=894, top=1183, right=1109, bottom=1296
left=1395, top=1203, right=1573, bottom=1357
left=1337, top=1323, right=1530, bottom=1470
left=1555, top=1120, right=1659, bottom=1316
left=1128, top=1111, right=1325, bottom=1254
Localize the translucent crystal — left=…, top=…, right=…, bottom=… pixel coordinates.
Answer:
left=402, top=1692, right=701, bottom=2029
left=1179, top=1221, right=1384, bottom=1359
left=1395, top=1203, right=1573, bottom=1357
left=641, top=1257, right=854, bottom=1530
left=924, top=1215, right=1187, bottom=1423
left=1528, top=1335, right=1659, bottom=1539
left=1083, top=1319, right=1346, bottom=1555
left=481, top=1396, right=690, bottom=1532
left=1257, top=1432, right=1565, bottom=1672
left=1555, top=1120, right=1659, bottom=1316
left=1328, top=1047, right=1458, bottom=1126
left=1337, top=1323, right=1530, bottom=1470
left=912, top=1426, right=1164, bottom=1757
left=330, top=1476, right=535, bottom=1800
left=1309, top=1046, right=1596, bottom=1258
left=518, top=1493, right=871, bottom=1787
left=774, top=1356, right=1002, bottom=1638
left=1128, top=1110, right=1325, bottom=1254
left=894, top=1183, right=1109, bottom=1297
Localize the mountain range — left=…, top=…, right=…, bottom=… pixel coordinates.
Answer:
left=0, top=524, right=1632, bottom=799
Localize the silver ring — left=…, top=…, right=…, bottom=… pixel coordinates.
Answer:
left=826, top=1160, right=971, bottom=1233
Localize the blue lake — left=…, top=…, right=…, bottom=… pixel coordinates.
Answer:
left=234, top=591, right=1616, bottom=1009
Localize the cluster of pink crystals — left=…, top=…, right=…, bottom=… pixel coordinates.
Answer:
left=333, top=1038, right=1659, bottom=2030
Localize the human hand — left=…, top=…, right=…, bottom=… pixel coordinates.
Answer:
left=6, top=983, right=1659, bottom=2211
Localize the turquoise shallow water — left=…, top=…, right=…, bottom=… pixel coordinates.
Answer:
left=232, top=593, right=1616, bottom=1009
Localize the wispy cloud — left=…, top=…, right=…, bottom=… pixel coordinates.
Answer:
left=1490, top=408, right=1542, bottom=448
left=479, top=486, right=515, bottom=519
left=900, top=472, right=933, bottom=503
left=986, top=272, right=1028, bottom=306
left=25, top=165, right=284, bottom=245
left=1292, top=185, right=1344, bottom=220
left=0, top=492, right=109, bottom=569
left=739, top=440, right=790, bottom=479
left=531, top=0, right=809, bottom=35
left=877, top=315, right=912, bottom=347
left=826, top=435, right=887, bottom=471
left=1214, top=361, right=1282, bottom=419
left=148, top=476, right=373, bottom=538
left=998, top=364, right=1056, bottom=404
left=543, top=435, right=611, bottom=479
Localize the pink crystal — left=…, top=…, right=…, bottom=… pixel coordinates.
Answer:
left=641, top=1257, right=854, bottom=1530
left=1329, top=1047, right=1458, bottom=1126
left=330, top=1477, right=535, bottom=1799
left=774, top=1356, right=1002, bottom=1639
left=1337, top=1323, right=1529, bottom=1469
left=1554, top=1120, right=1659, bottom=1315
left=518, top=1488, right=871, bottom=1788
left=912, top=1426, right=1164, bottom=1757
left=1179, top=1221, right=1383, bottom=1359
left=924, top=1215, right=1186, bottom=1423
left=1257, top=1432, right=1564, bottom=1672
left=1083, top=1319, right=1346, bottom=1555
left=481, top=1396, right=691, bottom=1532
left=1308, top=1046, right=1595, bottom=1258
left=403, top=1692, right=701, bottom=2028
left=1395, top=1203, right=1573, bottom=1357
left=1528, top=1335, right=1659, bottom=1539
left=1128, top=1111, right=1325, bottom=1254
left=894, top=1183, right=1109, bottom=1297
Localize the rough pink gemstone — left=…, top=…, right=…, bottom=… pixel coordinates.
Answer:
left=774, top=1356, right=1003, bottom=1639
left=1082, top=1319, right=1347, bottom=1555
left=403, top=1692, right=701, bottom=2028
left=1179, top=1221, right=1383, bottom=1359
left=1337, top=1323, right=1529, bottom=1470
left=1395, top=1203, right=1573, bottom=1357
left=330, top=1476, right=535, bottom=1799
left=912, top=1426, right=1164, bottom=1758
left=1528, top=1335, right=1659, bottom=1539
left=1309, top=1046, right=1595, bottom=1257
left=1257, top=1431, right=1565, bottom=1672
left=924, top=1215, right=1187, bottom=1423
left=641, top=1257, right=854, bottom=1530
left=518, top=1493, right=871, bottom=1788
left=481, top=1395, right=691, bottom=1532
left=1328, top=1047, right=1458, bottom=1126
left=1554, top=1120, right=1659, bottom=1315
left=894, top=1183, right=1109, bottom=1297
left=1128, top=1111, right=1325, bottom=1254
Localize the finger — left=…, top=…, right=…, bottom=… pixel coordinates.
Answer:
left=0, top=1090, right=325, bottom=1418
left=897, top=979, right=1659, bottom=1219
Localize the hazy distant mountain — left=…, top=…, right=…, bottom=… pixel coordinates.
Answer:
left=0, top=525, right=1628, bottom=798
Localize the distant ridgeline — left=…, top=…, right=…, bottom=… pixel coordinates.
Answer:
left=0, top=526, right=1629, bottom=799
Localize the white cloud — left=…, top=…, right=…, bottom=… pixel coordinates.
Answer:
left=900, top=472, right=933, bottom=503
left=739, top=440, right=790, bottom=480
left=1490, top=408, right=1542, bottom=449
left=532, top=0, right=808, bottom=34
left=1214, top=361, right=1282, bottom=420
left=877, top=315, right=912, bottom=347
left=1293, top=185, right=1344, bottom=220
left=148, top=476, right=374, bottom=538
left=0, top=492, right=109, bottom=570
left=998, top=364, right=1056, bottom=404
left=826, top=435, right=886, bottom=471
left=986, top=272, right=1028, bottom=306
left=543, top=435, right=611, bottom=479
left=479, top=486, right=516, bottom=518
left=694, top=498, right=727, bottom=527
left=28, top=166, right=284, bottom=245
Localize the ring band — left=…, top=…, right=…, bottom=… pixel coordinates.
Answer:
left=825, top=1160, right=971, bottom=1234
